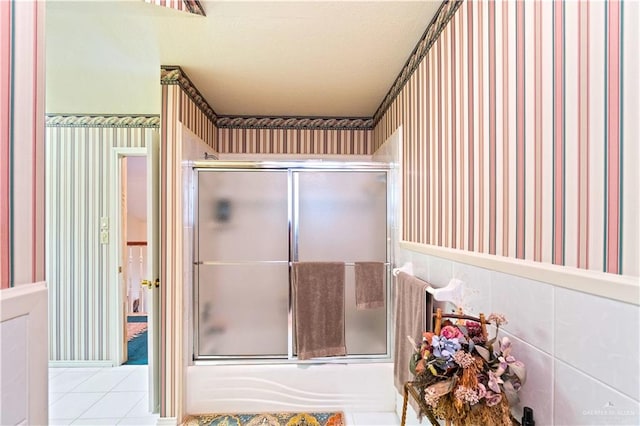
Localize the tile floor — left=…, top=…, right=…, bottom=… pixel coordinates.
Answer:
left=49, top=365, right=159, bottom=425
left=49, top=366, right=401, bottom=425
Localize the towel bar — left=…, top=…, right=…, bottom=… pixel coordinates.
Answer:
left=195, top=261, right=391, bottom=266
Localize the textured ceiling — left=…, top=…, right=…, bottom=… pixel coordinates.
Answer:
left=46, top=1, right=442, bottom=117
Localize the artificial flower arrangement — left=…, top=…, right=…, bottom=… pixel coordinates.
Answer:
left=409, top=308, right=526, bottom=425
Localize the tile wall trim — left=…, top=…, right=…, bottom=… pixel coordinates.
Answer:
left=401, top=241, right=639, bottom=305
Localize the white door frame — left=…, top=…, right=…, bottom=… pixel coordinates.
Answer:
left=109, top=147, right=147, bottom=365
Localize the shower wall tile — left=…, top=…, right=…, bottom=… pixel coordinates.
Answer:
left=425, top=256, right=453, bottom=287
left=452, top=262, right=492, bottom=317
left=491, top=272, right=554, bottom=354
left=397, top=247, right=639, bottom=426
left=554, top=361, right=640, bottom=426
left=555, top=288, right=640, bottom=401
left=501, top=331, right=554, bottom=426
left=405, top=251, right=430, bottom=283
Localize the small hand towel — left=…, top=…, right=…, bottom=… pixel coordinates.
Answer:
left=393, top=271, right=429, bottom=394
left=292, top=262, right=346, bottom=360
left=355, top=262, right=385, bottom=310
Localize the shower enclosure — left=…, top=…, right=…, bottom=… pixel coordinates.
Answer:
left=192, top=161, right=391, bottom=362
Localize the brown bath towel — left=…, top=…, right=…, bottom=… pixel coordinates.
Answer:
left=393, top=271, right=429, bottom=394
left=292, top=262, right=346, bottom=360
left=355, top=262, right=385, bottom=310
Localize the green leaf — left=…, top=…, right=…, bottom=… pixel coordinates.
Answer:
left=409, top=352, right=420, bottom=375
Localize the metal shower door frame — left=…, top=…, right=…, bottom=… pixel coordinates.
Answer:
left=192, top=161, right=393, bottom=364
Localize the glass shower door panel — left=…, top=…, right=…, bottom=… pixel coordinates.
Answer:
left=296, top=171, right=388, bottom=355
left=197, top=171, right=289, bottom=262
left=296, top=171, right=387, bottom=261
left=343, top=271, right=388, bottom=354
left=196, top=169, right=289, bottom=358
left=197, top=264, right=289, bottom=357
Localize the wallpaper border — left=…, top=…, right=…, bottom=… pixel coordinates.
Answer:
left=184, top=0, right=205, bottom=16
left=161, top=66, right=375, bottom=131
left=216, top=115, right=374, bottom=130
left=45, top=114, right=160, bottom=128
left=372, top=0, right=463, bottom=125
left=161, top=65, right=219, bottom=124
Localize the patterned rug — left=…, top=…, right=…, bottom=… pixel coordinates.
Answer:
left=183, top=412, right=345, bottom=426
left=124, top=330, right=147, bottom=365
left=127, top=315, right=148, bottom=341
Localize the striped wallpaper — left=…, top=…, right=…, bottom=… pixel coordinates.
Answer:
left=373, top=0, right=638, bottom=277
left=160, top=83, right=184, bottom=420
left=144, top=0, right=205, bottom=16
left=45, top=121, right=156, bottom=360
left=217, top=127, right=372, bottom=155
left=0, top=0, right=45, bottom=289
left=160, top=81, right=220, bottom=419
left=177, top=90, right=217, bottom=150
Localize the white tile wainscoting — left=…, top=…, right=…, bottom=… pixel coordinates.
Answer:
left=397, top=248, right=640, bottom=426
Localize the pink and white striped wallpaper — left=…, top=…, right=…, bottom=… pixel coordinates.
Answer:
left=160, top=81, right=219, bottom=420
left=0, top=0, right=46, bottom=289
left=374, top=0, right=638, bottom=277
left=217, top=127, right=372, bottom=155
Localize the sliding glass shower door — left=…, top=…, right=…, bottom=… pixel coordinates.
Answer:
left=195, top=170, right=289, bottom=357
left=194, top=163, right=390, bottom=361
left=294, top=171, right=388, bottom=355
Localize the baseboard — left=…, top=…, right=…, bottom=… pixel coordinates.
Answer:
left=156, top=417, right=178, bottom=426
left=48, top=360, right=114, bottom=368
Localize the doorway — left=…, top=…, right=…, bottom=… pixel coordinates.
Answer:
left=122, top=156, right=149, bottom=365
left=110, top=139, right=160, bottom=414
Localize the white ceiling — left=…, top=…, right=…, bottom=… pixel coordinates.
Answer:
left=46, top=0, right=442, bottom=117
